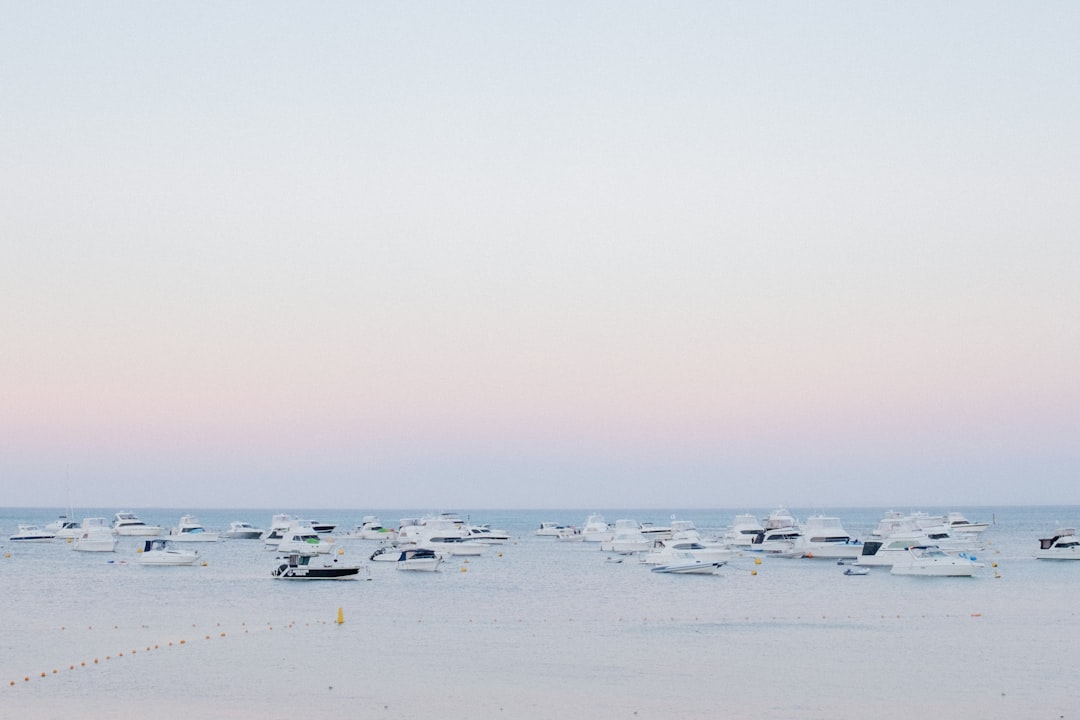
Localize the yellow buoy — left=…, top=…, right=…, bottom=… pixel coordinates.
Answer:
left=754, top=557, right=762, bottom=565
left=337, top=607, right=344, bottom=625
left=338, top=547, right=344, bottom=555
left=460, top=566, right=467, bottom=572
left=751, top=570, right=757, bottom=576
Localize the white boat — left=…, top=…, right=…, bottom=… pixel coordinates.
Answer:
left=221, top=521, right=265, bottom=540
left=396, top=547, right=442, bottom=571
left=465, top=524, right=510, bottom=544
left=650, top=552, right=725, bottom=575
left=640, top=540, right=733, bottom=566
left=946, top=512, right=990, bottom=533
left=789, top=516, right=864, bottom=559
left=72, top=517, right=118, bottom=552
left=138, top=538, right=199, bottom=566
left=346, top=516, right=398, bottom=540
left=276, top=525, right=334, bottom=554
left=555, top=526, right=583, bottom=541
left=749, top=525, right=803, bottom=555
left=369, top=545, right=401, bottom=562
left=45, top=516, right=83, bottom=539
left=169, top=515, right=220, bottom=542
left=420, top=535, right=485, bottom=556
left=843, top=566, right=870, bottom=576
left=856, top=533, right=933, bottom=567
left=535, top=522, right=569, bottom=537
left=890, top=545, right=983, bottom=577
left=723, top=514, right=765, bottom=547
left=261, top=514, right=302, bottom=548
left=600, top=519, right=653, bottom=554
left=271, top=552, right=363, bottom=580
left=9, top=524, right=55, bottom=542
left=113, top=512, right=163, bottom=537
left=1034, top=528, right=1080, bottom=560
left=580, top=514, right=612, bottom=543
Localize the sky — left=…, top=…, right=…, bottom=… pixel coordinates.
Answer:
left=2, top=2, right=1078, bottom=510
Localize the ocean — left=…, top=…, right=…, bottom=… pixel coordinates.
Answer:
left=2, top=506, right=1077, bottom=720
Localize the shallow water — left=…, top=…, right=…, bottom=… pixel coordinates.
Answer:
left=2, top=506, right=1077, bottom=719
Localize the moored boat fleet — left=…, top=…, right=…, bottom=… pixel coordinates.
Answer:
left=6, top=507, right=1079, bottom=581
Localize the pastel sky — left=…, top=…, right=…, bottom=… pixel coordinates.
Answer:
left=2, top=2, right=1078, bottom=509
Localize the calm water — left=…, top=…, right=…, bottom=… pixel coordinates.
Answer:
left=2, top=506, right=1078, bottom=720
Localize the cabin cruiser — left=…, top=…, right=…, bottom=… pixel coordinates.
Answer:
left=724, top=514, right=765, bottom=547
left=72, top=517, right=118, bottom=552
left=420, top=535, right=485, bottom=556
left=221, top=521, right=265, bottom=539
left=138, top=538, right=199, bottom=566
left=1034, top=528, right=1080, bottom=560
left=396, top=547, right=442, bottom=571
left=346, top=516, right=397, bottom=540
left=890, top=545, right=983, bottom=577
left=640, top=539, right=733, bottom=565
left=45, top=516, right=83, bottom=539
left=271, top=552, right=362, bottom=580
left=650, top=551, right=725, bottom=575
left=749, top=525, right=803, bottom=555
left=277, top=525, right=334, bottom=554
left=465, top=524, right=510, bottom=544
left=9, top=524, right=55, bottom=542
left=788, top=516, right=863, bottom=559
left=856, top=530, right=974, bottom=567
left=113, top=512, right=163, bottom=536
left=600, top=519, right=653, bottom=554
left=580, top=514, right=613, bottom=543
left=369, top=545, right=402, bottom=562
left=261, top=514, right=297, bottom=548
left=535, top=522, right=570, bottom=537
left=946, top=512, right=990, bottom=533
left=169, top=515, right=220, bottom=542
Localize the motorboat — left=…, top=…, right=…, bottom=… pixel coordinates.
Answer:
left=271, top=552, right=362, bottom=580
left=138, top=538, right=199, bottom=566
left=9, top=524, right=55, bottom=542
left=650, top=552, right=725, bottom=575
left=555, top=526, right=583, bottom=541
left=946, top=512, right=990, bottom=533
left=890, top=545, right=983, bottom=577
left=789, top=516, right=863, bottom=559
left=749, top=525, right=803, bottom=555
left=221, top=521, right=265, bottom=540
left=261, top=514, right=297, bottom=548
left=113, top=512, right=163, bottom=536
left=723, top=514, right=765, bottom=547
left=45, top=516, right=83, bottom=539
left=600, top=519, right=653, bottom=554
left=169, top=515, right=220, bottom=542
left=369, top=545, right=401, bottom=562
left=72, top=517, right=118, bottom=552
left=580, top=514, right=613, bottom=543
left=535, top=522, right=569, bottom=537
left=396, top=547, right=442, bottom=571
left=346, top=516, right=398, bottom=540
left=857, top=532, right=937, bottom=567
left=465, top=524, right=510, bottom=544
left=1034, top=528, right=1080, bottom=560
left=306, top=520, right=336, bottom=534
left=640, top=540, right=733, bottom=566
left=276, top=525, right=334, bottom=554
left=420, top=535, right=485, bottom=556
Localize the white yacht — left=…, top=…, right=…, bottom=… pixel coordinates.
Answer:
left=650, top=550, right=725, bottom=575
left=724, top=514, right=765, bottom=547
left=138, top=538, right=199, bottom=566
left=580, top=514, right=613, bottom=543
left=113, top=512, right=163, bottom=537
left=346, top=516, right=398, bottom=540
left=789, top=516, right=863, bottom=559
left=221, top=521, right=265, bottom=539
left=46, top=516, right=83, bottom=539
left=9, top=524, right=55, bottom=542
left=73, top=517, right=118, bottom=552
left=465, top=524, right=510, bottom=544
left=856, top=530, right=974, bottom=567
left=535, top=522, right=569, bottom=537
left=261, top=514, right=297, bottom=548
left=169, top=515, right=220, bottom=542
left=890, top=545, right=983, bottom=577
left=396, top=547, right=442, bottom=571
left=946, top=512, right=990, bottom=533
left=276, top=524, right=334, bottom=555
left=1035, top=528, right=1080, bottom=560
left=640, top=539, right=733, bottom=566
left=600, top=519, right=652, bottom=554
